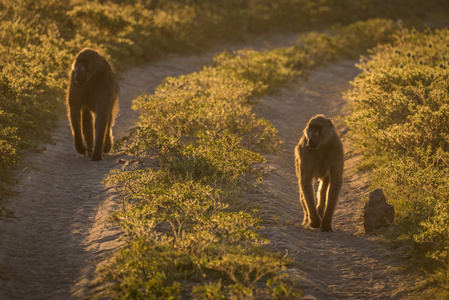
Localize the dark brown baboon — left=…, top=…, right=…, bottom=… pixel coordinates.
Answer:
left=67, top=48, right=119, bottom=161
left=294, top=114, right=343, bottom=232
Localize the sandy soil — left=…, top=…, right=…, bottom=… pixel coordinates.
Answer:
left=0, top=35, right=422, bottom=299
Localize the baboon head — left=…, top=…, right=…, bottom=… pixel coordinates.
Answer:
left=71, top=48, right=104, bottom=86
left=304, top=115, right=334, bottom=149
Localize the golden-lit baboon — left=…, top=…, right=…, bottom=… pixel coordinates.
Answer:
left=294, top=114, right=343, bottom=232
left=67, top=48, right=119, bottom=161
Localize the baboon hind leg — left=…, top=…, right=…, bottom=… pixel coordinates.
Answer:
left=320, top=176, right=342, bottom=232
left=301, top=178, right=321, bottom=229
left=70, top=106, right=86, bottom=155
left=317, top=176, right=330, bottom=219
left=82, top=109, right=94, bottom=155
left=103, top=124, right=113, bottom=153
left=299, top=192, right=310, bottom=226
left=91, top=108, right=108, bottom=161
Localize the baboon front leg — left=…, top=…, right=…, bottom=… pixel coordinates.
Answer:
left=320, top=176, right=342, bottom=232
left=299, top=192, right=310, bottom=226
left=317, top=177, right=330, bottom=219
left=103, top=124, right=113, bottom=153
left=82, top=109, right=94, bottom=155
left=70, top=107, right=86, bottom=155
left=91, top=108, right=108, bottom=161
left=300, top=178, right=321, bottom=229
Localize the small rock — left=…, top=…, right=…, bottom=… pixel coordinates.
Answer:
left=363, top=189, right=394, bottom=233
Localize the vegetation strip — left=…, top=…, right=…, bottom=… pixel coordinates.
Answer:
left=98, top=19, right=398, bottom=298
left=346, top=27, right=449, bottom=292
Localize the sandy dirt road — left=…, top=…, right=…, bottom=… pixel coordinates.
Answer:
left=0, top=35, right=421, bottom=299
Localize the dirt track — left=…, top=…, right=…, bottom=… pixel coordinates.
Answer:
left=0, top=35, right=421, bottom=299
left=0, top=49, right=220, bottom=299
left=253, top=60, right=422, bottom=299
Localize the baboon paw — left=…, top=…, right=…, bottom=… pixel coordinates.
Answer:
left=320, top=226, right=334, bottom=232
left=91, top=153, right=103, bottom=161
left=75, top=144, right=87, bottom=156
left=309, top=219, right=321, bottom=229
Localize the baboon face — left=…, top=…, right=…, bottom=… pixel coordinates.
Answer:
left=304, top=117, right=334, bottom=149
left=305, top=125, right=322, bottom=149
left=72, top=50, right=103, bottom=86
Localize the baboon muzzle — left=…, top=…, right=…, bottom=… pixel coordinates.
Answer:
left=74, top=73, right=87, bottom=85
left=307, top=138, right=319, bottom=149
